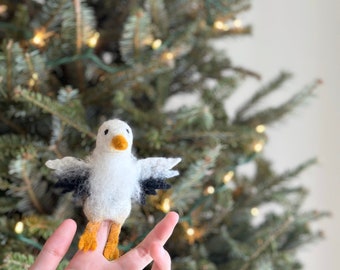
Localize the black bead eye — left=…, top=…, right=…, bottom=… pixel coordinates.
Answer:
left=126, top=128, right=130, bottom=134
left=104, top=129, right=109, bottom=135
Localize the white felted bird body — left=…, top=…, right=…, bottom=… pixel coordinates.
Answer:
left=46, top=119, right=181, bottom=260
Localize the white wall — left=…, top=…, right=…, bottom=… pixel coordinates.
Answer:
left=215, top=0, right=339, bottom=269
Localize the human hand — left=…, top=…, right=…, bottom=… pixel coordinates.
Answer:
left=29, top=212, right=179, bottom=270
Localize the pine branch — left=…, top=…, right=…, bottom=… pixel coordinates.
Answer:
left=1, top=252, right=35, bottom=270
left=0, top=112, right=25, bottom=134
left=0, top=135, right=43, bottom=161
left=236, top=79, right=321, bottom=126
left=41, top=0, right=68, bottom=30
left=145, top=0, right=169, bottom=37
left=14, top=88, right=95, bottom=139
left=231, top=66, right=261, bottom=80
left=221, top=225, right=248, bottom=259
left=20, top=161, right=44, bottom=214
left=73, top=0, right=86, bottom=93
left=280, top=210, right=330, bottom=252
left=5, top=40, right=13, bottom=100
left=172, top=144, right=222, bottom=213
left=23, top=52, right=39, bottom=92
left=235, top=72, right=292, bottom=122
left=120, top=9, right=153, bottom=64
left=73, top=0, right=83, bottom=55
left=57, top=0, right=95, bottom=55
left=240, top=216, right=294, bottom=270
left=256, top=158, right=317, bottom=193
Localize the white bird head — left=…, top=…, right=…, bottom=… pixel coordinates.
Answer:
left=95, top=119, right=133, bottom=154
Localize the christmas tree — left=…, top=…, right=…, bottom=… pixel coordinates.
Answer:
left=0, top=1, right=328, bottom=269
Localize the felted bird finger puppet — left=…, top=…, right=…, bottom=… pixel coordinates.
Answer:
left=46, top=119, right=181, bottom=260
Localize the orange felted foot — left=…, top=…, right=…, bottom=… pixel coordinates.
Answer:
left=78, top=221, right=101, bottom=251
left=103, top=222, right=121, bottom=261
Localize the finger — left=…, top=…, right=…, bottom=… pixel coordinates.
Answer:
left=66, top=221, right=112, bottom=270
left=95, top=220, right=112, bottom=253
left=114, top=211, right=178, bottom=269
left=30, top=219, right=77, bottom=270
left=150, top=243, right=171, bottom=270
left=141, top=212, right=179, bottom=247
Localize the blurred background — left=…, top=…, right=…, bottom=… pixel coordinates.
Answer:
left=0, top=0, right=338, bottom=268
left=215, top=0, right=340, bottom=268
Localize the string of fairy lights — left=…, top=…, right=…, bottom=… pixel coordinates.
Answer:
left=213, top=18, right=243, bottom=31
left=158, top=123, right=267, bottom=243
left=2, top=2, right=265, bottom=245
left=30, top=27, right=101, bottom=49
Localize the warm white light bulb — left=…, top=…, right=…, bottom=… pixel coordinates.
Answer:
left=256, top=124, right=266, bottom=133
left=233, top=19, right=242, bottom=28
left=214, top=20, right=224, bottom=30
left=87, top=32, right=100, bottom=48
left=254, top=141, right=264, bottom=153
left=186, top=227, right=195, bottom=236
left=206, top=186, right=215, bottom=194
left=14, top=221, right=24, bottom=234
left=163, top=52, right=174, bottom=60
left=32, top=34, right=44, bottom=46
left=251, top=207, right=260, bottom=217
left=213, top=20, right=229, bottom=31
left=32, top=73, right=39, bottom=81
left=31, top=28, right=53, bottom=47
left=152, top=39, right=162, bottom=50
left=161, top=198, right=171, bottom=213
left=223, top=171, right=234, bottom=184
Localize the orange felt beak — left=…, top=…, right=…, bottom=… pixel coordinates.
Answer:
left=111, top=135, right=128, bottom=151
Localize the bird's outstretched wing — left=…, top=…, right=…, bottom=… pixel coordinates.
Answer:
left=137, top=157, right=181, bottom=204
left=46, top=157, right=91, bottom=200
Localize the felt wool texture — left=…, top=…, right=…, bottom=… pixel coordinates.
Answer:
left=46, top=119, right=181, bottom=260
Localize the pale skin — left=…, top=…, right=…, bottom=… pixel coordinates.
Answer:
left=30, top=212, right=179, bottom=270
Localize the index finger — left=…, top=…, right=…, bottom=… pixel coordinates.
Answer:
left=30, top=219, right=77, bottom=270
left=114, top=211, right=179, bottom=269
